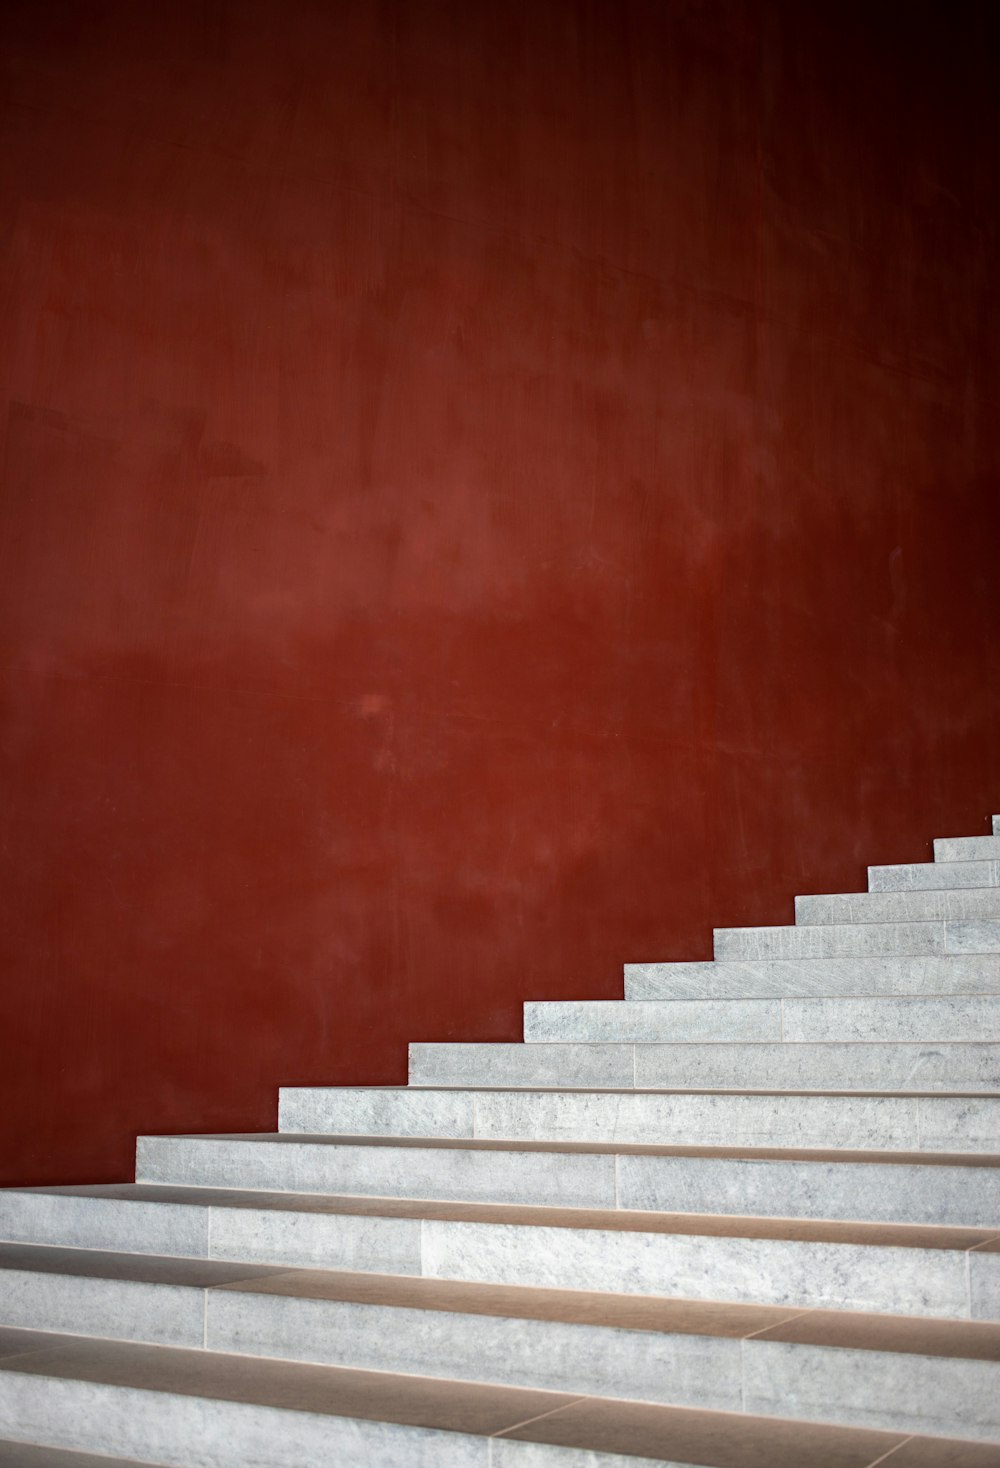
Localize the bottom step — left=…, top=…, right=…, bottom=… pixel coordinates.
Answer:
left=2, top=1246, right=1000, bottom=1439
left=1, top=1328, right=998, bottom=1468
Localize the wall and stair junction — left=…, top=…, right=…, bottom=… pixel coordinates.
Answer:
left=0, top=818, right=999, bottom=1464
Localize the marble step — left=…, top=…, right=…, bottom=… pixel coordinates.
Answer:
left=936, top=835, right=1000, bottom=862
left=524, top=994, right=1000, bottom=1044
left=119, top=1132, right=1000, bottom=1225
left=624, top=954, right=1000, bottom=1000
left=869, top=860, right=1000, bottom=892
left=796, top=888, right=1000, bottom=926
left=275, top=1084, right=1000, bottom=1153
left=408, top=1040, right=1000, bottom=1092
left=2, top=1249, right=999, bottom=1440
left=3, top=1184, right=999, bottom=1313
left=3, top=1330, right=995, bottom=1468
left=714, top=918, right=1000, bottom=960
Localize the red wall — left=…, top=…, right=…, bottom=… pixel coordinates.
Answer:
left=2, top=1, right=998, bottom=1186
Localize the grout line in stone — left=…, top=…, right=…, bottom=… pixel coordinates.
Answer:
left=489, top=1396, right=590, bottom=1440
left=864, top=1436, right=917, bottom=1468
left=742, top=1307, right=815, bottom=1341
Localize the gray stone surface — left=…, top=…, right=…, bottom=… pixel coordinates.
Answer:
left=137, top=1135, right=620, bottom=1209
left=470, top=1091, right=918, bottom=1149
left=409, top=1043, right=634, bottom=1089
left=206, top=1291, right=742, bottom=1410
left=796, top=888, right=1000, bottom=926
left=935, top=836, right=1000, bottom=862
left=913, top=1095, right=1000, bottom=1152
left=527, top=993, right=1000, bottom=1045
left=0, top=1376, right=490, bottom=1468
left=208, top=1203, right=424, bottom=1274
left=421, top=1219, right=975, bottom=1317
left=780, top=994, right=1000, bottom=1044
left=742, top=1341, right=1000, bottom=1441
left=275, top=1086, right=1000, bottom=1152
left=524, top=1000, right=781, bottom=1043
left=624, top=955, right=1000, bottom=1000
left=278, top=1087, right=475, bottom=1136
left=411, top=1040, right=1000, bottom=1093
left=616, top=1151, right=1000, bottom=1226
left=869, top=860, right=1000, bottom=892
left=969, top=1251, right=1000, bottom=1319
left=946, top=920, right=1000, bottom=954
left=714, top=921, right=948, bottom=960
left=0, top=1270, right=205, bottom=1349
left=631, top=1041, right=1000, bottom=1092
left=0, top=1189, right=209, bottom=1259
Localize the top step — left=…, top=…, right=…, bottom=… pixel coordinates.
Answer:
left=935, top=835, right=1000, bottom=862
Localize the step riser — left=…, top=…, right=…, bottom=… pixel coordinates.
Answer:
left=524, top=996, right=1000, bottom=1044
left=408, top=1042, right=1000, bottom=1092
left=277, top=1089, right=1000, bottom=1153
left=0, top=1190, right=421, bottom=1273
left=129, top=1142, right=1000, bottom=1227
left=796, top=890, right=1000, bottom=926
left=1, top=1277, right=996, bottom=1442
left=869, top=861, right=1000, bottom=892
left=419, top=1219, right=999, bottom=1320
left=714, top=919, right=1000, bottom=961
left=624, top=955, right=1000, bottom=1000
left=0, top=1377, right=486, bottom=1468
left=936, top=836, right=1000, bottom=862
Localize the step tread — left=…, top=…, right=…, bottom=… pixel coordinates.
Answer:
left=4, top=1244, right=1000, bottom=1362
left=8, top=1183, right=1000, bottom=1251
left=0, top=1327, right=995, bottom=1468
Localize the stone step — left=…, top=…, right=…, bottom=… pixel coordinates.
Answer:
left=1, top=1249, right=999, bottom=1440
left=408, top=1040, right=1000, bottom=1091
left=3, top=1184, right=998, bottom=1313
left=935, top=835, right=1000, bottom=862
left=995, top=816, right=1000, bottom=836
left=623, top=954, right=1000, bottom=1000
left=796, top=888, right=1000, bottom=926
left=869, top=860, right=1000, bottom=892
left=120, top=1132, right=1000, bottom=1225
left=2, top=1328, right=995, bottom=1468
left=275, top=1084, right=1000, bottom=1153
left=714, top=918, right=1000, bottom=960
left=524, top=994, right=1000, bottom=1044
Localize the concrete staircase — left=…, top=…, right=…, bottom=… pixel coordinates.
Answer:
left=2, top=822, right=1000, bottom=1465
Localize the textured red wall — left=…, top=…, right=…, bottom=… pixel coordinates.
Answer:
left=2, top=1, right=998, bottom=1186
